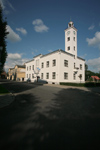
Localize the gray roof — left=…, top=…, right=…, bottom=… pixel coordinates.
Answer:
left=25, top=49, right=85, bottom=63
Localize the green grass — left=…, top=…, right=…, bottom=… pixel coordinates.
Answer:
left=0, top=84, right=9, bottom=95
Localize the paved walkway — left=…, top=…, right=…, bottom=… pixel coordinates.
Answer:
left=0, top=83, right=100, bottom=109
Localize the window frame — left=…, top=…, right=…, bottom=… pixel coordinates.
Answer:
left=52, top=72, right=56, bottom=79
left=52, top=59, right=56, bottom=67
left=64, top=72, right=68, bottom=80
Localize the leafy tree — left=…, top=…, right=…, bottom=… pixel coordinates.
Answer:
left=0, top=4, right=9, bottom=74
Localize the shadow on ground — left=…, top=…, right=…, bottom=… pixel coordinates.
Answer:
left=0, top=87, right=100, bottom=150
left=1, top=81, right=43, bottom=94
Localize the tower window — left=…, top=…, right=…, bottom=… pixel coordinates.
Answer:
left=67, top=37, right=70, bottom=41
left=74, top=46, right=75, bottom=50
left=68, top=47, right=70, bottom=50
left=73, top=37, right=75, bottom=41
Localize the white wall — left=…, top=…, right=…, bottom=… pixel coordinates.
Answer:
left=25, top=50, right=85, bottom=84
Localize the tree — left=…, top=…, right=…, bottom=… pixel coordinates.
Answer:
left=0, top=4, right=9, bottom=74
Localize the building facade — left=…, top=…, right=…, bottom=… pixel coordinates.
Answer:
left=25, top=21, right=85, bottom=84
left=8, top=65, right=26, bottom=81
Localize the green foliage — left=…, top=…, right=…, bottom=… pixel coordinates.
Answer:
left=85, top=64, right=100, bottom=81
left=0, top=4, right=9, bottom=74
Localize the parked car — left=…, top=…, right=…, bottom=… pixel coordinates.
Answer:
left=27, top=78, right=31, bottom=82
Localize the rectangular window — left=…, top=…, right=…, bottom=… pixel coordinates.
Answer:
left=73, top=73, right=76, bottom=80
left=80, top=64, right=82, bottom=70
left=46, top=73, right=49, bottom=79
left=64, top=60, right=68, bottom=67
left=79, top=74, right=82, bottom=80
left=27, top=74, right=28, bottom=78
left=73, top=37, right=75, bottom=41
left=68, top=46, right=70, bottom=50
left=29, top=66, right=31, bottom=70
left=52, top=59, right=56, bottom=66
left=41, top=62, right=44, bottom=68
left=29, top=74, right=31, bottom=79
left=64, top=72, right=68, bottom=80
left=67, top=37, right=70, bottom=41
left=74, top=46, right=75, bottom=50
left=32, top=65, right=34, bottom=70
left=41, top=73, right=43, bottom=79
left=52, top=72, right=56, bottom=79
left=32, top=73, right=34, bottom=78
left=74, top=63, right=76, bottom=69
left=27, top=67, right=28, bottom=71
left=46, top=61, right=49, bottom=67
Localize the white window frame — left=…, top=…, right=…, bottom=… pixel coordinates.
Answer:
left=64, top=72, right=68, bottom=80
left=46, top=61, right=49, bottom=67
left=52, top=60, right=56, bottom=66
left=52, top=72, right=56, bottom=79
left=41, top=73, right=43, bottom=79
left=64, top=60, right=68, bottom=67
left=46, top=73, right=49, bottom=79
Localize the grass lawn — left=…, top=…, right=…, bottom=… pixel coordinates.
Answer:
left=0, top=84, right=9, bottom=95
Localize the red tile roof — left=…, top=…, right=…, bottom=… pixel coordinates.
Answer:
left=91, top=76, right=100, bottom=80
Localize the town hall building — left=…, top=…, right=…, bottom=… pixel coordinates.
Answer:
left=25, top=21, right=85, bottom=84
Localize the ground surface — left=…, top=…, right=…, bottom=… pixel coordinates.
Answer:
left=0, top=80, right=100, bottom=150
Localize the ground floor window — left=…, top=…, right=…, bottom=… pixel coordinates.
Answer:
left=52, top=72, right=56, bottom=79
left=73, top=73, right=76, bottom=80
left=64, top=72, right=68, bottom=79
left=46, top=73, right=49, bottom=79
left=29, top=74, right=31, bottom=79
left=32, top=73, right=34, bottom=78
left=41, top=73, right=43, bottom=79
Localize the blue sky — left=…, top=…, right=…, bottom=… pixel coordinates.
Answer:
left=0, top=0, right=100, bottom=72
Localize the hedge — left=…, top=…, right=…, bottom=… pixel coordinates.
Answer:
left=60, top=82, right=100, bottom=87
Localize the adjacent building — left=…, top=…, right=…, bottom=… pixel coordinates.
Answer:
left=8, top=65, right=26, bottom=81
left=25, top=21, right=85, bottom=84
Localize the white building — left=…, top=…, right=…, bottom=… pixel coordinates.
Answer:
left=25, top=21, right=85, bottom=84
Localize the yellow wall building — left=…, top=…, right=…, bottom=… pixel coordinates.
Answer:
left=8, top=65, right=26, bottom=81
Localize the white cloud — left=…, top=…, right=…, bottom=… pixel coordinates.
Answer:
left=7, top=25, right=21, bottom=42
left=86, top=57, right=100, bottom=72
left=0, top=0, right=15, bottom=15
left=86, top=31, right=100, bottom=49
left=88, top=25, right=95, bottom=30
left=32, top=19, right=49, bottom=33
left=4, top=53, right=30, bottom=71
left=0, top=0, right=5, bottom=9
left=8, top=53, right=22, bottom=60
left=16, top=28, right=27, bottom=35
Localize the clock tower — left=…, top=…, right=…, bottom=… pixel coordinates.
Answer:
left=65, top=21, right=77, bottom=57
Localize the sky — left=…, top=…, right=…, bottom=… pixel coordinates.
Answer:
left=0, top=0, right=100, bottom=73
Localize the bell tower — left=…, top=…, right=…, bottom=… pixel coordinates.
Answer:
left=65, top=21, right=77, bottom=57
